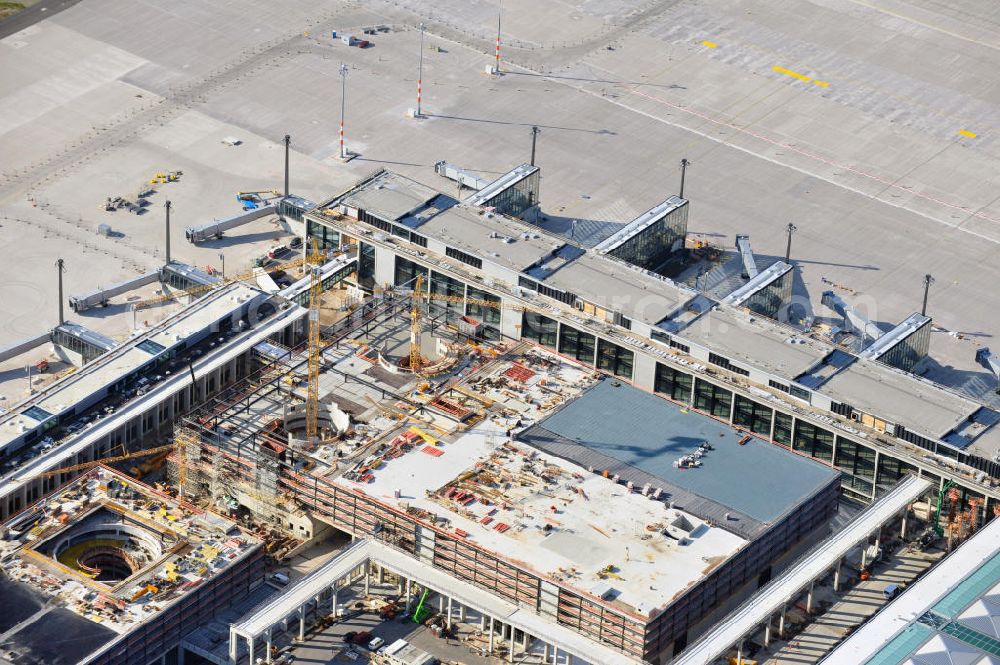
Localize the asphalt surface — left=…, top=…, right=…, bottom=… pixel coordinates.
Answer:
left=0, top=0, right=80, bottom=40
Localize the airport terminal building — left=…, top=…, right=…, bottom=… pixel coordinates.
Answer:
left=303, top=167, right=1000, bottom=511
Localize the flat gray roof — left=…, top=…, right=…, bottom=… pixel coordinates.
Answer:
left=520, top=379, right=839, bottom=533
left=418, top=204, right=564, bottom=274
left=541, top=253, right=692, bottom=325
left=820, top=359, right=979, bottom=438
left=680, top=307, right=835, bottom=378
left=339, top=171, right=439, bottom=222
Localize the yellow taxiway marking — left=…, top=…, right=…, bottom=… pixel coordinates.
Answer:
left=772, top=65, right=812, bottom=82
left=958, top=129, right=978, bottom=138
left=702, top=40, right=718, bottom=48
left=813, top=80, right=830, bottom=88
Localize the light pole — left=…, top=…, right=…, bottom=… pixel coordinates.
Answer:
left=530, top=126, right=540, bottom=166
left=339, top=63, right=349, bottom=159
left=494, top=0, right=503, bottom=75
left=219, top=252, right=226, bottom=280
left=784, top=222, right=797, bottom=263
left=416, top=23, right=425, bottom=117
left=283, top=134, right=291, bottom=199
left=679, top=158, right=690, bottom=198
left=55, top=258, right=65, bottom=326
left=164, top=200, right=172, bottom=264
left=922, top=274, right=935, bottom=316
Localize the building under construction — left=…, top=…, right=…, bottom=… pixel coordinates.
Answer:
left=167, top=277, right=841, bottom=663
left=0, top=466, right=263, bottom=665
left=1, top=162, right=999, bottom=665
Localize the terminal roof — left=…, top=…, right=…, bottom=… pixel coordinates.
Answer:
left=419, top=204, right=566, bottom=273
left=819, top=359, right=980, bottom=438
left=338, top=170, right=440, bottom=222
left=678, top=307, right=835, bottom=378
left=540, top=253, right=693, bottom=325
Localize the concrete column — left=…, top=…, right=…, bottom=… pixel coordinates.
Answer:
left=405, top=579, right=412, bottom=610
left=247, top=636, right=255, bottom=665
left=522, top=631, right=529, bottom=649
left=509, top=626, right=515, bottom=663
left=446, top=596, right=453, bottom=629
left=438, top=594, right=445, bottom=612
left=736, top=640, right=743, bottom=664
left=298, top=606, right=306, bottom=641
left=553, top=647, right=560, bottom=665
left=489, top=617, right=495, bottom=653
left=834, top=560, right=842, bottom=591
left=861, top=538, right=869, bottom=569
left=480, top=613, right=487, bottom=630
left=806, top=580, right=815, bottom=614
left=901, top=506, right=909, bottom=539
left=764, top=620, right=772, bottom=648
left=228, top=632, right=239, bottom=662
left=543, top=642, right=551, bottom=662
left=874, top=527, right=881, bottom=557
left=265, top=628, right=273, bottom=664
left=177, top=646, right=185, bottom=665
left=378, top=565, right=386, bottom=584
left=459, top=603, right=466, bottom=622
left=332, top=589, right=339, bottom=615
left=364, top=564, right=370, bottom=597
left=778, top=606, right=786, bottom=638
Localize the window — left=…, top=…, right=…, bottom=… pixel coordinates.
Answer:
left=875, top=457, right=917, bottom=495
left=358, top=241, right=375, bottom=288
left=537, top=283, right=577, bottom=306
left=789, top=384, right=811, bottom=401
left=733, top=395, right=773, bottom=436
left=410, top=232, right=428, bottom=248
left=597, top=339, right=634, bottom=379
left=559, top=324, right=596, bottom=365
left=360, top=210, right=394, bottom=234
left=669, top=339, right=690, bottom=353
left=768, top=380, right=790, bottom=393
left=519, top=276, right=539, bottom=291
left=708, top=353, right=750, bottom=377
left=446, top=246, right=483, bottom=269
left=793, top=420, right=834, bottom=462
left=693, top=379, right=733, bottom=419
left=654, top=363, right=693, bottom=403
left=773, top=411, right=793, bottom=445
left=429, top=272, right=466, bottom=323
left=467, top=287, right=501, bottom=340
left=835, top=436, right=877, bottom=495
left=394, top=256, right=428, bottom=290
left=521, top=312, right=557, bottom=349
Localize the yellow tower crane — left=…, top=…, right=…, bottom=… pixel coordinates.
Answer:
left=410, top=274, right=424, bottom=371
left=304, top=239, right=327, bottom=443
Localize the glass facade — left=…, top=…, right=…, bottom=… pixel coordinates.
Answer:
left=558, top=324, right=596, bottom=365
left=773, top=411, right=794, bottom=445
left=521, top=312, right=557, bottom=349
left=743, top=270, right=794, bottom=320
left=481, top=170, right=540, bottom=219
left=878, top=319, right=932, bottom=372
left=793, top=420, right=834, bottom=462
left=876, top=457, right=917, bottom=495
left=358, top=241, right=375, bottom=288
left=596, top=339, right=634, bottom=379
left=394, top=256, right=428, bottom=291
left=429, top=271, right=465, bottom=324
left=693, top=378, right=733, bottom=419
left=307, top=219, right=340, bottom=250
left=733, top=395, right=773, bottom=436
left=834, top=436, right=877, bottom=496
left=654, top=363, right=693, bottom=403
left=608, top=203, right=688, bottom=272
left=467, top=287, right=501, bottom=340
